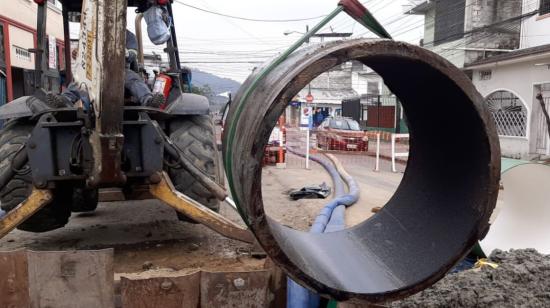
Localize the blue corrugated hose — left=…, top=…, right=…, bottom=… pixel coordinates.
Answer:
left=286, top=147, right=360, bottom=308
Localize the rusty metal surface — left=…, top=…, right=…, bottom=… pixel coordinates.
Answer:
left=120, top=272, right=201, bottom=308
left=150, top=172, right=254, bottom=244
left=224, top=39, right=501, bottom=302
left=72, top=0, right=128, bottom=187
left=0, top=250, right=30, bottom=308
left=200, top=270, right=271, bottom=308
left=88, top=132, right=126, bottom=187
left=27, top=249, right=115, bottom=308
left=95, top=0, right=126, bottom=134
left=0, top=188, right=53, bottom=239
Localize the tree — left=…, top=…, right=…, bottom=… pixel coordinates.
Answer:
left=191, top=85, right=214, bottom=99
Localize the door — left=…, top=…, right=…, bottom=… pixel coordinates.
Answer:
left=0, top=72, right=6, bottom=106
left=0, top=22, right=6, bottom=105
left=535, top=85, right=550, bottom=155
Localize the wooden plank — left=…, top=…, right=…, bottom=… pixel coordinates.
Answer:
left=120, top=271, right=200, bottom=308
left=338, top=301, right=384, bottom=308
left=0, top=250, right=30, bottom=307
left=200, top=270, right=270, bottom=308
left=27, top=249, right=114, bottom=308
left=264, top=259, right=287, bottom=308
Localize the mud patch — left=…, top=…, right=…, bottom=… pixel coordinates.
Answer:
left=392, top=249, right=550, bottom=307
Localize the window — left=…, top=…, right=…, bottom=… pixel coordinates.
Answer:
left=367, top=81, right=380, bottom=95
left=347, top=119, right=361, bottom=131
left=329, top=119, right=361, bottom=131
left=434, top=0, right=466, bottom=45
left=485, top=91, right=527, bottom=137
left=0, top=24, right=5, bottom=68
left=57, top=45, right=65, bottom=71
left=47, top=0, right=63, bottom=11
left=541, top=0, right=550, bottom=15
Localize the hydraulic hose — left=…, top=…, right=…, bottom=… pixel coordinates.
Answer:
left=324, top=153, right=360, bottom=233
left=285, top=148, right=342, bottom=308
left=284, top=147, right=355, bottom=234
left=285, top=147, right=345, bottom=233
left=285, top=148, right=361, bottom=308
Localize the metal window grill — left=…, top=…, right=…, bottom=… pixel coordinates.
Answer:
left=541, top=0, right=550, bottom=15
left=486, top=91, right=527, bottom=137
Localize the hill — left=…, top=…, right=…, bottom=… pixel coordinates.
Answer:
left=191, top=69, right=242, bottom=108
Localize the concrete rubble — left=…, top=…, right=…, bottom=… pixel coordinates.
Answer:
left=392, top=249, right=550, bottom=307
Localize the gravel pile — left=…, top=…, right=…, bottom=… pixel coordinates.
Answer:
left=392, top=249, right=550, bottom=307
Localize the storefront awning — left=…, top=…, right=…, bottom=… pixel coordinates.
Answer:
left=296, top=88, right=358, bottom=105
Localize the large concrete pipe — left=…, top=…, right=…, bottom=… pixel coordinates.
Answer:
left=480, top=160, right=550, bottom=255
left=223, top=39, right=500, bottom=303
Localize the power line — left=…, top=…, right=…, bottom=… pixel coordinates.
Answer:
left=424, top=9, right=538, bottom=48
left=192, top=0, right=275, bottom=46
left=394, top=0, right=537, bottom=41
left=152, top=1, right=540, bottom=82
left=173, top=0, right=326, bottom=23
left=181, top=61, right=265, bottom=64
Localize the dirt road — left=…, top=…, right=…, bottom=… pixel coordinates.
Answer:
left=263, top=152, right=405, bottom=230
left=0, top=152, right=405, bottom=275
left=0, top=199, right=263, bottom=273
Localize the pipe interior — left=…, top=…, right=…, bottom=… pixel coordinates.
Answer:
left=265, top=54, right=492, bottom=294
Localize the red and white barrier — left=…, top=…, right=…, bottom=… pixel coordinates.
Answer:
left=391, top=134, right=409, bottom=173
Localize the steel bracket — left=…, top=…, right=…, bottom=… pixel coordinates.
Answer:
left=150, top=172, right=254, bottom=244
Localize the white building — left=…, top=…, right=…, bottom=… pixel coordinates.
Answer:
left=407, top=0, right=523, bottom=69
left=520, top=0, right=550, bottom=49
left=286, top=60, right=406, bottom=132
left=466, top=0, right=550, bottom=159
left=409, top=0, right=550, bottom=159
left=0, top=0, right=65, bottom=103
left=291, top=62, right=358, bottom=125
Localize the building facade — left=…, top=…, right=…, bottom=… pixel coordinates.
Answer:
left=466, top=0, right=550, bottom=159
left=408, top=0, right=524, bottom=68
left=410, top=0, right=550, bottom=159
left=0, top=0, right=65, bottom=104
left=520, top=0, right=550, bottom=48
left=467, top=46, right=550, bottom=159
left=288, top=62, right=358, bottom=127
left=287, top=60, right=406, bottom=132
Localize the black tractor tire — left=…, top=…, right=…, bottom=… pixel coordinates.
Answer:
left=71, top=188, right=99, bottom=213
left=0, top=121, right=72, bottom=232
left=166, top=115, right=222, bottom=223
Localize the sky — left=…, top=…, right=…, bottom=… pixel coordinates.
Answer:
left=126, top=0, right=425, bottom=83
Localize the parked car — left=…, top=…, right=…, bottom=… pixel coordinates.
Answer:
left=316, top=118, right=369, bottom=151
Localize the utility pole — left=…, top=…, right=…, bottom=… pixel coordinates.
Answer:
left=286, top=25, right=352, bottom=43
left=285, top=26, right=353, bottom=168
left=311, top=32, right=353, bottom=42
